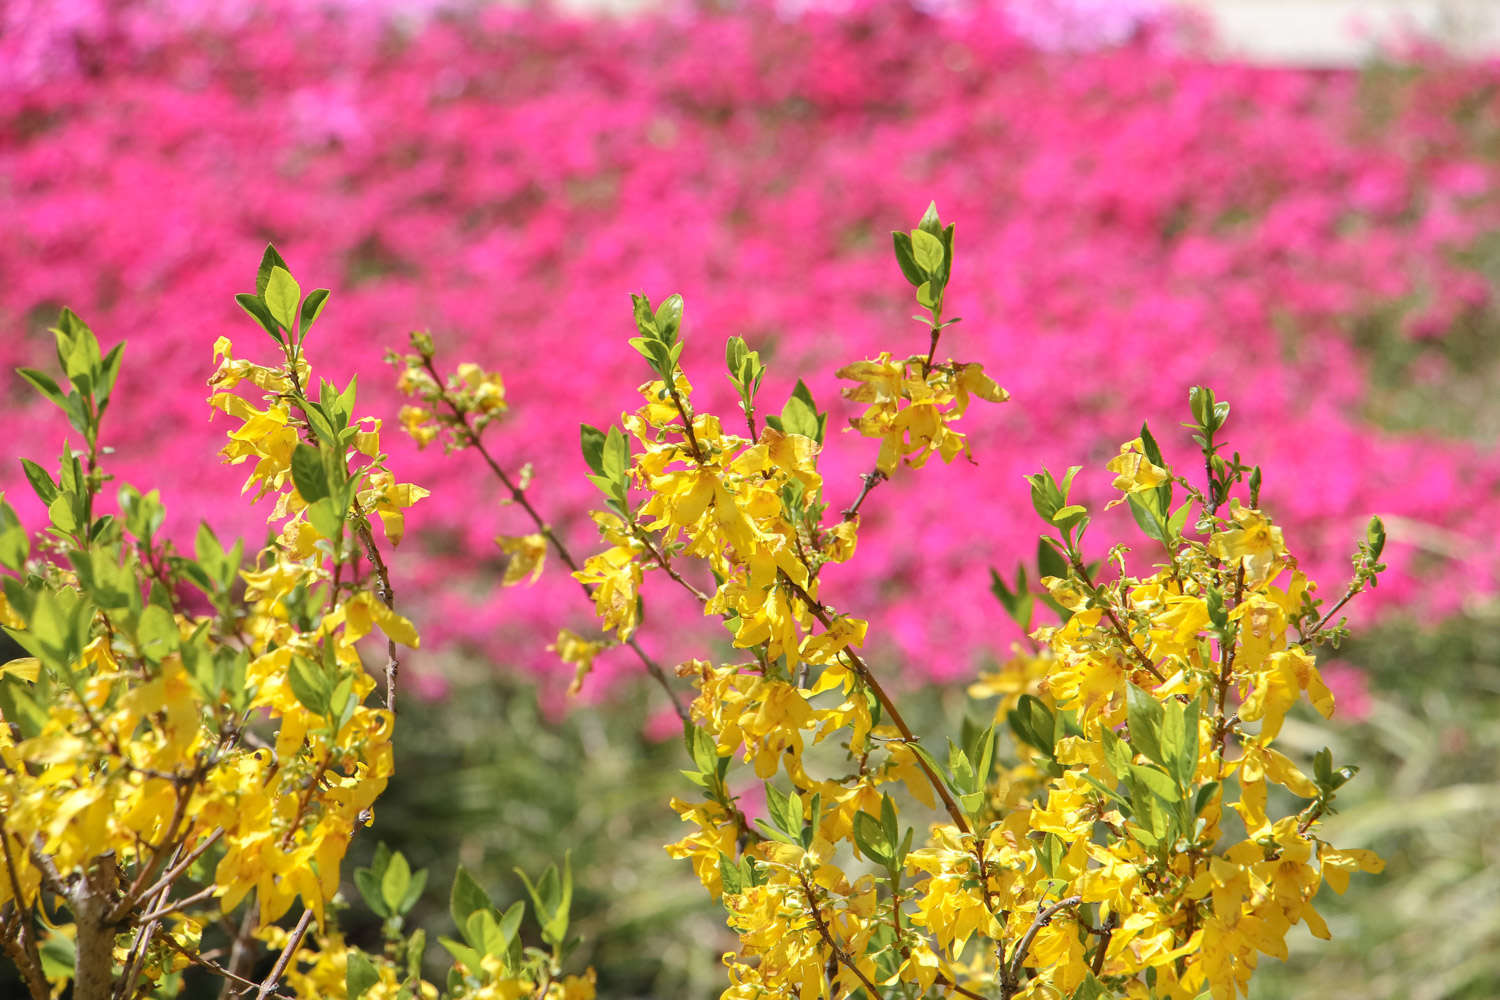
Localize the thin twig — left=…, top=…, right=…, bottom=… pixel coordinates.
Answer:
left=136, top=884, right=219, bottom=924
left=796, top=869, right=883, bottom=998
left=419, top=356, right=688, bottom=722
left=132, top=829, right=223, bottom=910
left=1002, top=895, right=1082, bottom=998
left=252, top=908, right=313, bottom=1000
left=1070, top=558, right=1165, bottom=683
left=1090, top=912, right=1117, bottom=977
left=351, top=510, right=399, bottom=715
left=160, top=931, right=292, bottom=998
left=632, top=528, right=712, bottom=605
left=841, top=468, right=888, bottom=522
left=777, top=572, right=972, bottom=838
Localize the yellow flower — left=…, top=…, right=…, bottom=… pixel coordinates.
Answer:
left=1209, top=501, right=1286, bottom=584
left=495, top=532, right=548, bottom=586
left=1104, top=437, right=1169, bottom=509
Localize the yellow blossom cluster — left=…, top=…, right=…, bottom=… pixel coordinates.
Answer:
left=389, top=332, right=510, bottom=451
left=567, top=210, right=1381, bottom=1000
left=0, top=255, right=423, bottom=1000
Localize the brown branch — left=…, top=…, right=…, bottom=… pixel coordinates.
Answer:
left=841, top=468, right=888, bottom=523
left=663, top=375, right=707, bottom=465
left=1002, top=895, right=1082, bottom=998
left=1213, top=563, right=1247, bottom=758
left=135, top=884, right=219, bottom=924
left=1090, top=912, right=1117, bottom=977
left=796, top=869, right=883, bottom=998
left=1309, top=586, right=1360, bottom=639
left=253, top=908, right=313, bottom=1000
left=419, top=356, right=688, bottom=722
left=1070, top=557, right=1165, bottom=683
left=0, top=820, right=49, bottom=1000
left=160, top=930, right=292, bottom=999
left=132, top=829, right=223, bottom=911
left=218, top=904, right=260, bottom=1000
left=632, top=527, right=712, bottom=605
left=351, top=509, right=400, bottom=716
left=777, top=572, right=972, bottom=838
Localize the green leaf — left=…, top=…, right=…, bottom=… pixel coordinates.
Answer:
left=96, top=343, right=125, bottom=405
left=602, top=425, right=629, bottom=481
left=1128, top=762, right=1180, bottom=802
left=905, top=741, right=949, bottom=791
left=654, top=294, right=683, bottom=343
left=300, top=288, right=330, bottom=334
left=235, top=293, right=282, bottom=342
left=16, top=368, right=66, bottom=409
left=1167, top=500, right=1193, bottom=538
left=47, top=494, right=78, bottom=535
left=346, top=952, right=379, bottom=1000
left=1139, top=422, right=1165, bottom=467
left=891, top=231, right=925, bottom=287
left=450, top=866, right=493, bottom=936
left=354, top=868, right=390, bottom=919
left=290, top=443, right=330, bottom=503
left=53, top=308, right=100, bottom=391
left=256, top=244, right=290, bottom=297
left=1313, top=747, right=1334, bottom=788
left=1162, top=697, right=1200, bottom=789
left=911, top=229, right=944, bottom=275
left=135, top=604, right=179, bottom=664
left=917, top=201, right=942, bottom=237
left=287, top=656, right=330, bottom=716
left=1051, top=503, right=1088, bottom=525
left=1008, top=695, right=1056, bottom=757
left=0, top=501, right=26, bottom=571
left=915, top=280, right=937, bottom=309
left=579, top=424, right=606, bottom=477
left=37, top=930, right=74, bottom=982
left=1098, top=724, right=1131, bottom=779
left=465, top=909, right=506, bottom=956
left=19, top=460, right=58, bottom=505
left=764, top=783, right=803, bottom=838
left=306, top=498, right=344, bottom=543
left=1366, top=515, right=1386, bottom=561
left=630, top=293, right=657, bottom=337
left=1127, top=492, right=1167, bottom=544
left=852, top=810, right=892, bottom=866
left=381, top=852, right=413, bottom=914
left=1033, top=833, right=1065, bottom=878
left=1072, top=972, right=1107, bottom=1000
left=1126, top=683, right=1167, bottom=769
left=438, top=937, right=481, bottom=978
left=780, top=380, right=826, bottom=445
left=718, top=852, right=745, bottom=895
left=264, top=265, right=302, bottom=331
left=1026, top=468, right=1063, bottom=522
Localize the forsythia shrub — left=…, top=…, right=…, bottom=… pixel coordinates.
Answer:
left=0, top=252, right=589, bottom=1000
left=397, top=207, right=1386, bottom=999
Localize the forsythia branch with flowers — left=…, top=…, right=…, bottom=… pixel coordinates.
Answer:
left=396, top=204, right=1385, bottom=1000
left=0, top=250, right=593, bottom=1000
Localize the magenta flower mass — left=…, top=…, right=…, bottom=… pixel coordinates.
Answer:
left=4, top=0, right=1496, bottom=699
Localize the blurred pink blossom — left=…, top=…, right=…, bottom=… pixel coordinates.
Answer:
left=3, top=0, right=1496, bottom=702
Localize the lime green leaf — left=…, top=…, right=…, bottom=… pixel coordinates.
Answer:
left=346, top=952, right=379, bottom=1000
left=911, top=228, right=944, bottom=275
left=264, top=265, right=302, bottom=331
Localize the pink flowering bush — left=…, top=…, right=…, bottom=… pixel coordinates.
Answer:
left=4, top=0, right=1498, bottom=698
